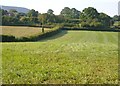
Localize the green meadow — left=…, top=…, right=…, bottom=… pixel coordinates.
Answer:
left=2, top=30, right=118, bottom=84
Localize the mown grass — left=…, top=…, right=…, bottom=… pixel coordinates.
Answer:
left=0, top=26, right=51, bottom=38
left=2, top=30, right=118, bottom=84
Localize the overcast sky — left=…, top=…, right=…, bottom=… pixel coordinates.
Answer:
left=0, top=0, right=119, bottom=17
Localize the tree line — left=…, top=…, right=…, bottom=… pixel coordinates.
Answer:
left=1, top=7, right=120, bottom=28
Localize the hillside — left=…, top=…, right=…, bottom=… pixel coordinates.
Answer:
left=0, top=5, right=30, bottom=13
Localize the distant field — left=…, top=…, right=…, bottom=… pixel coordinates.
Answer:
left=0, top=26, right=51, bottom=38
left=2, top=31, right=118, bottom=84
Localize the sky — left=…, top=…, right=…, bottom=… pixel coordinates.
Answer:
left=0, top=0, right=119, bottom=17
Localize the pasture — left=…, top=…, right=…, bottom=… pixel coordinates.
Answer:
left=2, top=30, right=118, bottom=84
left=0, top=26, right=50, bottom=38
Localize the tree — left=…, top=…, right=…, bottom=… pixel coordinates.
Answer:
left=2, top=16, right=19, bottom=25
left=112, top=15, right=120, bottom=28
left=56, top=15, right=65, bottom=23
left=38, top=13, right=48, bottom=24
left=71, top=8, right=80, bottom=19
left=16, top=13, right=26, bottom=19
left=27, top=9, right=39, bottom=24
left=99, top=12, right=111, bottom=26
left=80, top=7, right=99, bottom=20
left=47, top=9, right=54, bottom=15
left=113, top=15, right=120, bottom=21
left=80, top=7, right=111, bottom=27
left=113, top=21, right=120, bottom=28
left=9, top=9, right=18, bottom=16
left=60, top=7, right=72, bottom=19
left=20, top=16, right=30, bottom=24
left=27, top=9, right=38, bottom=17
left=9, top=9, right=18, bottom=13
left=38, top=13, right=58, bottom=24
left=90, top=20, right=103, bottom=28
left=0, top=9, right=8, bottom=16
left=60, top=7, right=80, bottom=19
left=38, top=13, right=49, bottom=33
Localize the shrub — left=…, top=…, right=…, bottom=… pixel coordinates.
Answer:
left=113, top=21, right=120, bottom=28
left=80, top=22, right=90, bottom=27
left=90, top=22, right=103, bottom=28
left=1, top=35, right=16, bottom=42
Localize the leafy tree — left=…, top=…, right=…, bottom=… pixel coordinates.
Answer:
left=113, top=21, right=120, bottom=28
left=55, top=15, right=65, bottom=23
left=47, top=9, right=54, bottom=15
left=20, top=16, right=30, bottom=24
left=9, top=9, right=18, bottom=16
left=38, top=13, right=48, bottom=24
left=99, top=12, right=111, bottom=26
left=90, top=21, right=103, bottom=28
left=0, top=9, right=8, bottom=16
left=80, top=21, right=90, bottom=27
left=38, top=13, right=58, bottom=24
left=80, top=7, right=99, bottom=20
left=38, top=13, right=49, bottom=33
left=71, top=8, right=81, bottom=19
left=16, top=13, right=26, bottom=19
left=113, top=15, right=120, bottom=21
left=60, top=7, right=72, bottom=19
left=27, top=9, right=38, bottom=17
left=27, top=9, right=39, bottom=24
left=2, top=16, right=19, bottom=25
left=9, top=9, right=18, bottom=13
left=112, top=15, right=120, bottom=28
left=80, top=7, right=111, bottom=28
left=60, top=7, right=80, bottom=19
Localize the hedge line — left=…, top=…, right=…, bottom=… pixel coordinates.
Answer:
left=62, top=27, right=120, bottom=32
left=1, top=35, right=16, bottom=42
left=1, top=26, right=120, bottom=42
left=1, top=26, right=62, bottom=42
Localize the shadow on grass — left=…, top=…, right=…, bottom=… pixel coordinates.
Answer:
left=39, top=30, right=68, bottom=42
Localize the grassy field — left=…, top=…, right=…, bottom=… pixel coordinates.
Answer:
left=2, top=30, right=118, bottom=84
left=0, top=26, right=50, bottom=38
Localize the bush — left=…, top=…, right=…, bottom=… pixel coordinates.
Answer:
left=62, top=23, right=78, bottom=27
left=90, top=22, right=103, bottom=28
left=113, top=21, right=120, bottom=28
left=80, top=21, right=103, bottom=28
left=1, top=35, right=16, bottom=42
left=80, top=22, right=90, bottom=27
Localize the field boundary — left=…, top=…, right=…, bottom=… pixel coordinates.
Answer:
left=1, top=26, right=61, bottom=42
left=62, top=27, right=120, bottom=32
left=1, top=26, right=120, bottom=42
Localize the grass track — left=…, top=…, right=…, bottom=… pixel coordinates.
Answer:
left=2, top=30, right=118, bottom=84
